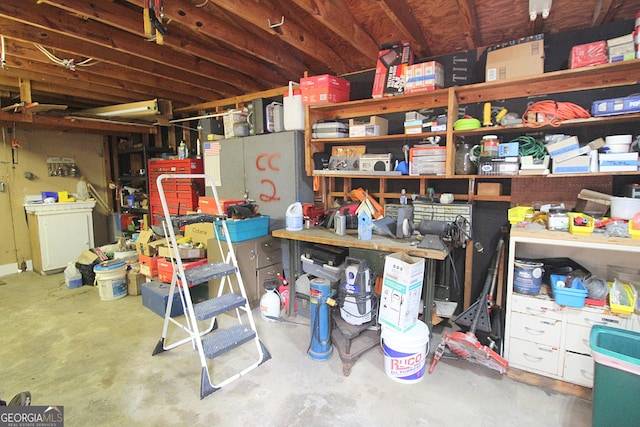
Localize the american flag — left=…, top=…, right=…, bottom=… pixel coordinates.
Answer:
left=204, top=141, right=220, bottom=156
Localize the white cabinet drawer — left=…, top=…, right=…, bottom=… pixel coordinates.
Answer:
left=510, top=312, right=562, bottom=346
left=565, top=323, right=591, bottom=354
left=508, top=337, right=561, bottom=376
left=565, top=307, right=627, bottom=329
left=564, top=351, right=594, bottom=388
left=510, top=294, right=562, bottom=320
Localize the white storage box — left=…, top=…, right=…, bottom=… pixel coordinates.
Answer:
left=599, top=153, right=638, bottom=172
left=311, top=121, right=349, bottom=139
left=378, top=252, right=425, bottom=332
left=348, top=116, right=388, bottom=137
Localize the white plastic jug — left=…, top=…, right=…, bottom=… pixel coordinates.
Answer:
left=283, top=81, right=305, bottom=131
left=64, top=262, right=83, bottom=289
left=285, top=201, right=303, bottom=231
left=260, top=287, right=281, bottom=321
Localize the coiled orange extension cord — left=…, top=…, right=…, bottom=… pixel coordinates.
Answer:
left=522, top=100, right=591, bottom=127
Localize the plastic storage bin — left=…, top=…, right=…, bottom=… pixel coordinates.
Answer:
left=590, top=325, right=640, bottom=427
left=214, top=215, right=269, bottom=242
left=550, top=274, right=587, bottom=307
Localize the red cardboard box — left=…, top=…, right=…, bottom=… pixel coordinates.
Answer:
left=198, top=197, right=245, bottom=215
left=569, top=41, right=608, bottom=69
left=404, top=61, right=444, bottom=94
left=157, top=257, right=207, bottom=287
left=300, top=74, right=350, bottom=105
left=138, top=254, right=158, bottom=278
left=372, top=41, right=414, bottom=98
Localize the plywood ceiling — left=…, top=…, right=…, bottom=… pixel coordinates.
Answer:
left=0, top=0, right=638, bottom=119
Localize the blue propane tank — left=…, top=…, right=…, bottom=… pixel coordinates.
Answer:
left=308, top=277, right=333, bottom=361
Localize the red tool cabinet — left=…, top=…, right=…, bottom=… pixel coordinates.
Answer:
left=147, top=158, right=204, bottom=225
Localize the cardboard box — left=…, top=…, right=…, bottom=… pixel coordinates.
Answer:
left=575, top=189, right=611, bottom=216
left=599, top=152, right=639, bottom=172
left=607, top=34, right=635, bottom=63
left=545, top=136, right=580, bottom=159
left=550, top=137, right=605, bottom=163
left=485, top=35, right=544, bottom=82
left=404, top=61, right=444, bottom=94
left=378, top=252, right=425, bottom=332
left=551, top=155, right=590, bottom=174
left=372, top=41, right=414, bottom=98
left=198, top=197, right=245, bottom=215
left=348, top=116, right=388, bottom=137
left=155, top=221, right=215, bottom=259
left=127, top=269, right=146, bottom=296
left=477, top=182, right=502, bottom=196
left=138, top=254, right=158, bottom=278
left=135, top=230, right=162, bottom=257
left=300, top=74, right=350, bottom=105
left=569, top=41, right=608, bottom=69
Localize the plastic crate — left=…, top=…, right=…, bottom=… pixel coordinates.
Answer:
left=508, top=206, right=533, bottom=224
left=590, top=326, right=640, bottom=427
left=608, top=281, right=635, bottom=315
left=214, top=215, right=269, bottom=242
left=550, top=274, right=587, bottom=307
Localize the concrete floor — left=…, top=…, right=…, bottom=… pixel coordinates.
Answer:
left=0, top=271, right=592, bottom=426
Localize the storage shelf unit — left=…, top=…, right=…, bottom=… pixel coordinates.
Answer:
left=304, top=60, right=640, bottom=207
left=504, top=228, right=640, bottom=388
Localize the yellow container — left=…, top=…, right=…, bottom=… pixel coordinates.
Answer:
left=508, top=206, right=533, bottom=224
left=57, top=191, right=76, bottom=202
left=629, top=221, right=640, bottom=240
left=608, top=282, right=635, bottom=315
left=568, top=212, right=594, bottom=236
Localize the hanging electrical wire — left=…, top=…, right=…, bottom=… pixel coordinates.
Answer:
left=34, top=44, right=99, bottom=71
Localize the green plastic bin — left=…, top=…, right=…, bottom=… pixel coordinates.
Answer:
left=590, top=325, right=640, bottom=427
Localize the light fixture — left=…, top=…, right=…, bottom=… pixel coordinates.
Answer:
left=96, top=106, right=156, bottom=117
left=529, top=0, right=552, bottom=21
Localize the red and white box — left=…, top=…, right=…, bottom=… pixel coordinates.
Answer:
left=198, top=197, right=245, bottom=215
left=300, top=74, right=350, bottom=105
left=372, top=41, right=414, bottom=98
left=569, top=41, right=608, bottom=69
left=404, top=61, right=444, bottom=94
left=157, top=258, right=208, bottom=287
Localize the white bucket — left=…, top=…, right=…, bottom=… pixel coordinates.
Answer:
left=381, top=320, right=430, bottom=384
left=94, top=262, right=128, bottom=301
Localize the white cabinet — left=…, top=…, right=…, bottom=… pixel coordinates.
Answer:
left=25, top=201, right=96, bottom=274
left=504, top=228, right=640, bottom=388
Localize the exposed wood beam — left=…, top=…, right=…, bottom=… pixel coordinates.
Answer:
left=18, top=78, right=32, bottom=104
left=456, top=0, right=482, bottom=50
left=38, top=0, right=292, bottom=86
left=211, top=0, right=351, bottom=74
left=126, top=0, right=307, bottom=79
left=0, top=17, right=232, bottom=101
left=291, top=0, right=380, bottom=60
left=5, top=39, right=208, bottom=105
left=0, top=1, right=257, bottom=95
left=376, top=0, right=432, bottom=58
left=592, top=0, right=625, bottom=26
left=175, top=86, right=291, bottom=115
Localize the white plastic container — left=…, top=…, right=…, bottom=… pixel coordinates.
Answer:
left=64, top=262, right=83, bottom=289
left=604, top=135, right=633, bottom=153
left=260, top=287, right=281, bottom=321
left=381, top=320, right=430, bottom=384
left=94, top=262, right=128, bottom=301
left=283, top=81, right=305, bottom=131
left=610, top=196, right=640, bottom=220
left=285, top=201, right=303, bottom=231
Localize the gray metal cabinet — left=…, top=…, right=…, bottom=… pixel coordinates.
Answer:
left=212, top=131, right=314, bottom=230
left=208, top=235, right=282, bottom=308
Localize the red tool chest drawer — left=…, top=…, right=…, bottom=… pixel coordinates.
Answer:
left=148, top=159, right=204, bottom=225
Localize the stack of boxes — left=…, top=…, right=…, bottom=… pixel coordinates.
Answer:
left=409, top=145, right=446, bottom=175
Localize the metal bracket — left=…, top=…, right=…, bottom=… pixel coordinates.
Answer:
left=267, top=16, right=285, bottom=29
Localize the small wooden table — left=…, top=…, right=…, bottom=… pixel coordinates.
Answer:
left=272, top=227, right=450, bottom=329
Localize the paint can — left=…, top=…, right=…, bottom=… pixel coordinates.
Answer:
left=513, top=259, right=544, bottom=295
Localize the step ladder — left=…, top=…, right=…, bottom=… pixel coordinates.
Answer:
left=151, top=173, right=271, bottom=399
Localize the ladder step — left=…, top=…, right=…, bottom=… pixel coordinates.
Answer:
left=194, top=293, right=247, bottom=320
left=202, top=324, right=256, bottom=359
left=184, top=262, right=237, bottom=286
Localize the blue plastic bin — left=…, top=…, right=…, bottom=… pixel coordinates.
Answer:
left=550, top=274, right=587, bottom=307
left=214, top=215, right=269, bottom=242
left=590, top=325, right=640, bottom=427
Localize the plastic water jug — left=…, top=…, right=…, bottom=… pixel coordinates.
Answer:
left=64, top=262, right=83, bottom=289
left=260, top=286, right=281, bottom=322
left=286, top=201, right=303, bottom=231
left=283, top=81, right=305, bottom=131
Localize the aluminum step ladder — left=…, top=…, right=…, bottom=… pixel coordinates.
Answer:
left=151, top=173, right=271, bottom=399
